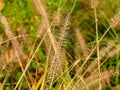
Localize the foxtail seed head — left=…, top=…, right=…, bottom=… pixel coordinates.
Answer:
left=91, top=0, right=99, bottom=9
left=111, top=11, right=120, bottom=27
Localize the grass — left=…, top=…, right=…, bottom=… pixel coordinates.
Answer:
left=0, top=0, right=120, bottom=90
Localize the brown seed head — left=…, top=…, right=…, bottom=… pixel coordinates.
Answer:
left=91, top=0, right=99, bottom=9
left=111, top=11, right=120, bottom=27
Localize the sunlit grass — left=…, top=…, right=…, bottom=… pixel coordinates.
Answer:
left=0, top=0, right=120, bottom=90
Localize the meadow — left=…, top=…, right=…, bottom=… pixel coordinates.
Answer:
left=0, top=0, right=120, bottom=90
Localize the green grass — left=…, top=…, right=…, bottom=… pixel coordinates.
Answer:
left=0, top=0, right=120, bottom=90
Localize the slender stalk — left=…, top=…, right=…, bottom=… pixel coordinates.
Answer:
left=40, top=44, right=52, bottom=90
left=65, top=25, right=112, bottom=89
left=94, top=6, right=101, bottom=90
left=13, top=27, right=49, bottom=90
left=0, top=15, right=31, bottom=90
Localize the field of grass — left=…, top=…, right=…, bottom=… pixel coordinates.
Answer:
left=0, top=0, right=120, bottom=90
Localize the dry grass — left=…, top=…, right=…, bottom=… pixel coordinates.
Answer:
left=0, top=0, right=120, bottom=90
